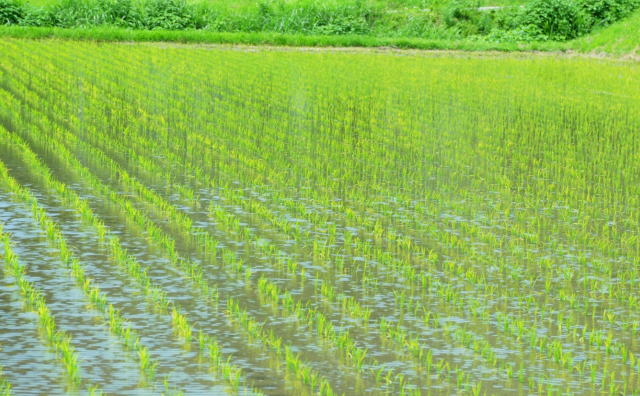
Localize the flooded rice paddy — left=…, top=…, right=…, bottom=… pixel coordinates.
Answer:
left=0, top=39, right=639, bottom=395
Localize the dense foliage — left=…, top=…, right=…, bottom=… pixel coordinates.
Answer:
left=491, top=0, right=640, bottom=40
left=0, top=0, right=24, bottom=24
left=0, top=0, right=638, bottom=41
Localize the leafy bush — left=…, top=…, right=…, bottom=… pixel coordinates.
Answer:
left=277, top=1, right=373, bottom=35
left=47, top=0, right=141, bottom=28
left=578, top=0, right=640, bottom=27
left=47, top=0, right=95, bottom=28
left=442, top=0, right=480, bottom=26
left=0, top=0, right=24, bottom=25
left=143, top=0, right=196, bottom=30
left=307, top=6, right=371, bottom=35
left=511, top=0, right=590, bottom=40
left=1, top=0, right=640, bottom=43
left=373, top=10, right=462, bottom=39
left=99, top=0, right=144, bottom=28
left=19, top=5, right=51, bottom=26
left=190, top=2, right=215, bottom=30
left=441, top=0, right=495, bottom=35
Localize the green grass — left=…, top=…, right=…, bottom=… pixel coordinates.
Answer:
left=4, top=0, right=638, bottom=49
left=4, top=12, right=640, bottom=58
left=0, top=25, right=564, bottom=51
left=569, top=9, right=640, bottom=55
left=22, top=0, right=530, bottom=8
left=0, top=0, right=537, bottom=41
left=185, top=0, right=528, bottom=6
left=5, top=7, right=640, bottom=58
left=3, top=1, right=640, bottom=57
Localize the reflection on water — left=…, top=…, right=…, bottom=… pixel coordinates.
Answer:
left=0, top=40, right=638, bottom=395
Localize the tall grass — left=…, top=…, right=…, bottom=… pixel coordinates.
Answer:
left=0, top=0, right=638, bottom=45
left=569, top=9, right=640, bottom=55
left=0, top=25, right=566, bottom=50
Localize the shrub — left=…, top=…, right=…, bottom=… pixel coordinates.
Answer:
left=236, top=1, right=376, bottom=35
left=0, top=0, right=24, bottom=25
left=99, top=0, right=145, bottom=29
left=578, top=0, right=640, bottom=27
left=289, top=2, right=373, bottom=35
left=143, top=0, right=196, bottom=30
left=514, top=0, right=590, bottom=40
left=1, top=0, right=640, bottom=42
left=47, top=0, right=91, bottom=27
left=19, top=5, right=51, bottom=26
left=373, top=11, right=462, bottom=39
left=441, top=0, right=495, bottom=36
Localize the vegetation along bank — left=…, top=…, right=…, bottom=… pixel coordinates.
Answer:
left=0, top=0, right=639, bottom=46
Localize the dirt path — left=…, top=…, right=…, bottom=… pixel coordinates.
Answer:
left=115, top=40, right=639, bottom=62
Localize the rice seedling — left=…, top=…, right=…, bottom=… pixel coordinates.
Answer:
left=0, top=80, right=398, bottom=391
left=0, top=36, right=638, bottom=394
left=0, top=362, right=11, bottom=396
left=0, top=222, right=82, bottom=388
left=0, top=128, right=165, bottom=385
left=16, top=85, right=472, bottom=390
left=0, top=125, right=257, bottom=394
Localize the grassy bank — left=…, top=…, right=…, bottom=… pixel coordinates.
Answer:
left=570, top=10, right=640, bottom=55
left=0, top=25, right=566, bottom=51
left=1, top=0, right=640, bottom=44
left=1, top=1, right=639, bottom=56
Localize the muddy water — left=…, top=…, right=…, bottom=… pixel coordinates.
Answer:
left=0, top=159, right=237, bottom=394
left=2, top=154, right=636, bottom=394
left=0, top=190, right=147, bottom=394
left=0, top=196, right=67, bottom=395
left=4, top=147, right=633, bottom=394
left=54, top=160, right=359, bottom=394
